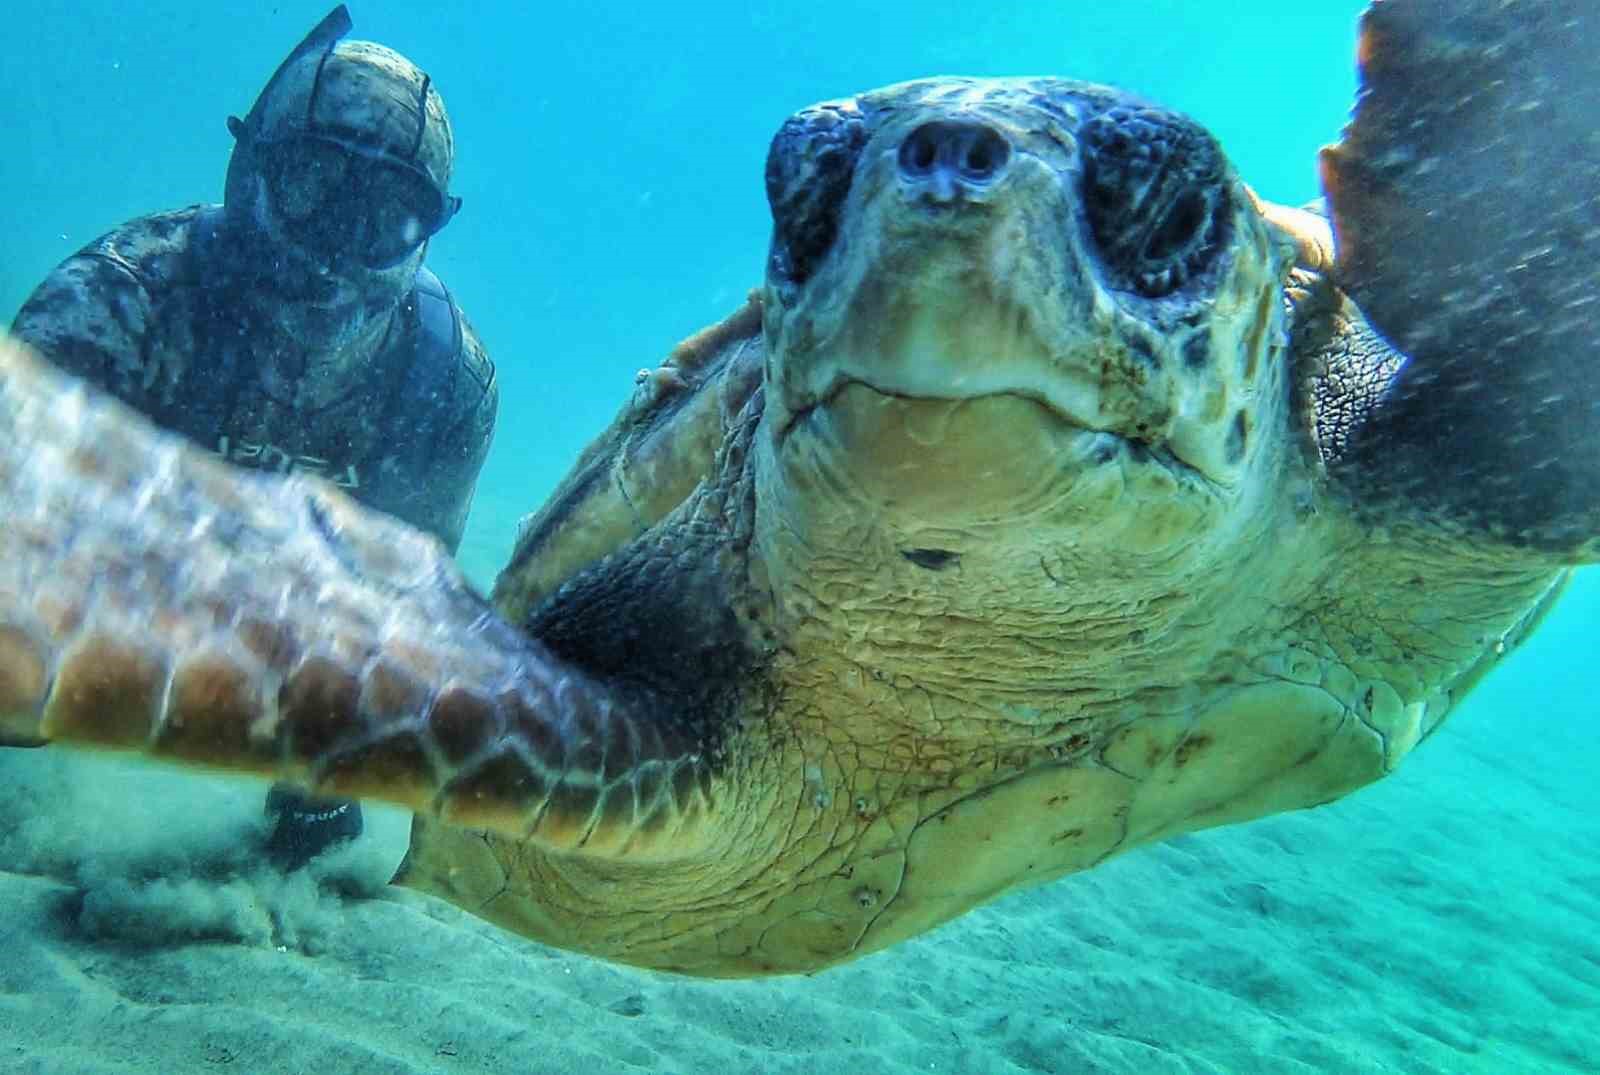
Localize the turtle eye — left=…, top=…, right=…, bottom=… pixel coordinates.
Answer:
left=1080, top=106, right=1230, bottom=299
left=765, top=104, right=868, bottom=286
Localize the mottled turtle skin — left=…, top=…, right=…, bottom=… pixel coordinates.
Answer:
left=0, top=0, right=1595, bottom=977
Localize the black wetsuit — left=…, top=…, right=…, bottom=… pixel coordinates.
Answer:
left=12, top=204, right=499, bottom=868
left=12, top=206, right=498, bottom=550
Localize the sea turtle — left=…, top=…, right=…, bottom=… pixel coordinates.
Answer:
left=0, top=0, right=1594, bottom=977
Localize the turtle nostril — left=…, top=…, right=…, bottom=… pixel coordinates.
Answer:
left=898, top=121, right=1012, bottom=188
left=899, top=127, right=940, bottom=176
left=959, top=128, right=1009, bottom=181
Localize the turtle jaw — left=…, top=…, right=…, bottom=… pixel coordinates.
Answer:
left=773, top=383, right=1221, bottom=533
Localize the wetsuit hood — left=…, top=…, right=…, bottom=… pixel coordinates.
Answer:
left=222, top=5, right=456, bottom=221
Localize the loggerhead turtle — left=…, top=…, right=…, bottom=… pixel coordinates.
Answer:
left=0, top=0, right=1594, bottom=977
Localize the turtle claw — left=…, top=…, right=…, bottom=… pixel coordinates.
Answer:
left=1323, top=0, right=1600, bottom=555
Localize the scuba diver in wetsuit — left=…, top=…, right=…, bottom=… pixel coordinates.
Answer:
left=9, top=7, right=498, bottom=871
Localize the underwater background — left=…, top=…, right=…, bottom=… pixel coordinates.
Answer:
left=1, top=2, right=1595, bottom=1072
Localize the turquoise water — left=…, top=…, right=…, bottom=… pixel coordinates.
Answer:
left=2, top=3, right=1597, bottom=1072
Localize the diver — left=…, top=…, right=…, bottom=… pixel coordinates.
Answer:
left=9, top=6, right=498, bottom=872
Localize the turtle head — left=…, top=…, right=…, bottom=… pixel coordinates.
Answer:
left=758, top=78, right=1296, bottom=578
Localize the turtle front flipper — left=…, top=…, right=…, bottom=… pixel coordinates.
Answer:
left=1320, top=0, right=1600, bottom=557
left=0, top=336, right=717, bottom=859
left=492, top=295, right=764, bottom=623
